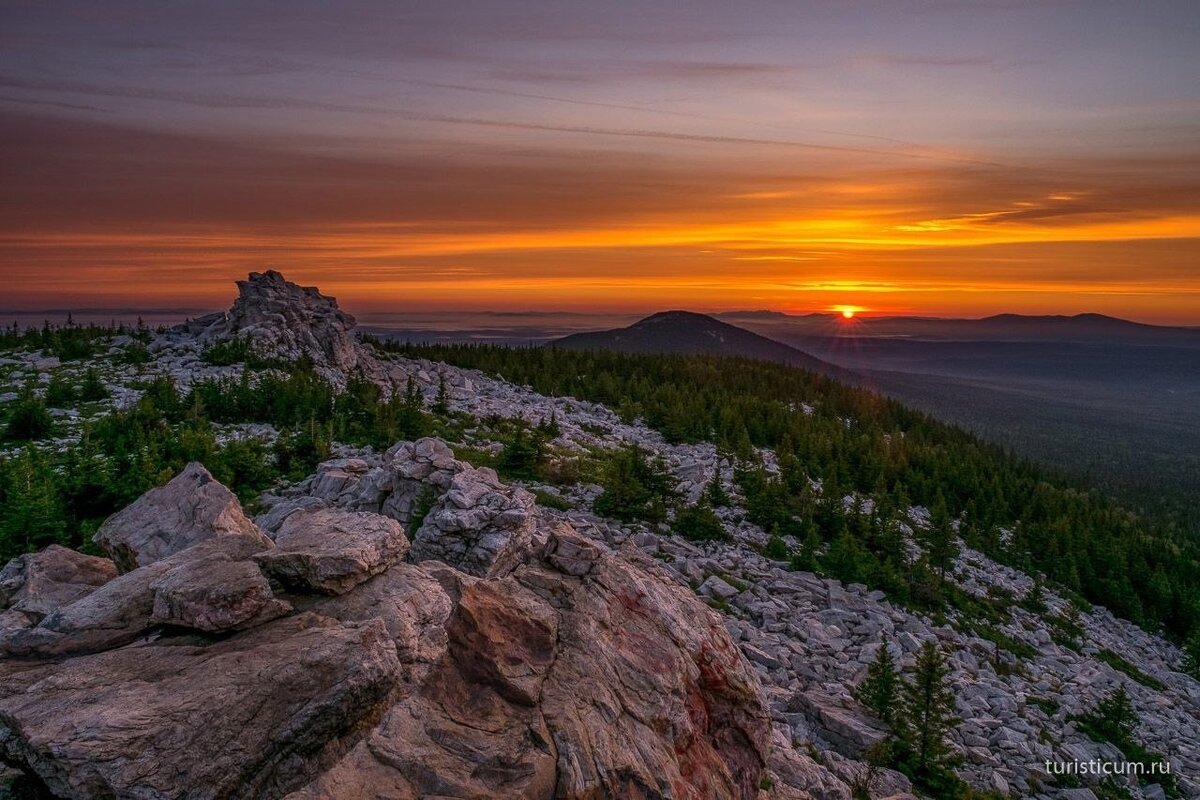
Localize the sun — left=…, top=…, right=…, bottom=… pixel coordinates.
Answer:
left=841, top=308, right=855, bottom=319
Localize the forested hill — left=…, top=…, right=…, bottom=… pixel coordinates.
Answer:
left=389, top=341, right=1200, bottom=643
left=551, top=310, right=837, bottom=374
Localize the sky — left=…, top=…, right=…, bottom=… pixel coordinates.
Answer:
left=1, top=0, right=1198, bottom=323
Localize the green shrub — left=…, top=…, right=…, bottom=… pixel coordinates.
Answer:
left=3, top=389, right=54, bottom=441
left=672, top=503, right=728, bottom=542
left=592, top=444, right=679, bottom=524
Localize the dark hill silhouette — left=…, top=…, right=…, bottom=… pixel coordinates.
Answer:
left=550, top=310, right=839, bottom=374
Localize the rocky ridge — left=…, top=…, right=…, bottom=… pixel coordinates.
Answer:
left=1, top=271, right=1197, bottom=800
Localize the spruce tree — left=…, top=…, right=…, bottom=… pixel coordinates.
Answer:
left=1078, top=685, right=1138, bottom=750
left=0, top=447, right=67, bottom=558
left=923, top=492, right=958, bottom=582
left=3, top=385, right=54, bottom=441
left=78, top=367, right=109, bottom=402
left=703, top=468, right=731, bottom=507
left=432, top=374, right=450, bottom=415
left=855, top=639, right=900, bottom=725
left=791, top=525, right=823, bottom=572
left=896, top=641, right=959, bottom=784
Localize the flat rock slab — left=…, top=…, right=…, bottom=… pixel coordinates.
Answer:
left=255, top=507, right=409, bottom=595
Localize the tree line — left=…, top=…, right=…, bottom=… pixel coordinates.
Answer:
left=384, top=342, right=1200, bottom=644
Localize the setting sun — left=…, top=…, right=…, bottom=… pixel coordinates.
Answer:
left=836, top=306, right=860, bottom=320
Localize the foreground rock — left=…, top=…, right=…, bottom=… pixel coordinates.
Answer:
left=270, top=438, right=541, bottom=578
left=293, top=528, right=770, bottom=800
left=409, top=462, right=539, bottom=578
left=149, top=549, right=290, bottom=631
left=0, top=462, right=771, bottom=799
left=94, top=462, right=271, bottom=572
left=0, top=614, right=399, bottom=800
left=0, top=534, right=282, bottom=658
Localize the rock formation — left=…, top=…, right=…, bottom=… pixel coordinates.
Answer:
left=186, top=270, right=361, bottom=370
left=0, top=459, right=771, bottom=799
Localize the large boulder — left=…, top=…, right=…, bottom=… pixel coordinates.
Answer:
left=0, top=560, right=170, bottom=657
left=0, top=614, right=400, bottom=800
left=1, top=463, right=773, bottom=800
left=94, top=462, right=271, bottom=572
left=149, top=549, right=290, bottom=632
left=0, top=545, right=116, bottom=620
left=190, top=270, right=360, bottom=370
left=288, top=576, right=560, bottom=800
left=255, top=507, right=409, bottom=595
left=313, top=562, right=456, bottom=681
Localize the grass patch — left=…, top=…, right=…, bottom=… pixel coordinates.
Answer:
left=531, top=488, right=572, bottom=511
left=1097, top=649, right=1166, bottom=691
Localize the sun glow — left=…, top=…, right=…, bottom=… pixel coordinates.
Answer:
left=837, top=306, right=859, bottom=319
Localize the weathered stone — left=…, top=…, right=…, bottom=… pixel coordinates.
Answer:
left=149, top=550, right=291, bottom=632
left=286, top=579, right=559, bottom=800
left=700, top=574, right=741, bottom=600
left=0, top=545, right=116, bottom=620
left=0, top=559, right=171, bottom=657
left=313, top=562, right=454, bottom=678
left=189, top=270, right=361, bottom=370
left=254, top=507, right=409, bottom=594
left=94, top=462, right=271, bottom=572
left=288, top=527, right=770, bottom=800
left=788, top=691, right=889, bottom=757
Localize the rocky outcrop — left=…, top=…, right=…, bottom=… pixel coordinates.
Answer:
left=149, top=548, right=290, bottom=632
left=94, top=462, right=271, bottom=572
left=288, top=526, right=770, bottom=800
left=289, top=438, right=463, bottom=523
left=0, top=459, right=771, bottom=800
left=255, top=506, right=409, bottom=595
left=268, top=438, right=542, bottom=578
left=1, top=527, right=281, bottom=658
left=409, top=462, right=539, bottom=578
left=189, top=270, right=360, bottom=370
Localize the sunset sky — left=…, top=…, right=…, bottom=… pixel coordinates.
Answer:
left=2, top=1, right=1198, bottom=323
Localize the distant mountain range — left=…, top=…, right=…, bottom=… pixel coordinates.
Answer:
left=548, top=309, right=1200, bottom=519
left=716, top=310, right=1200, bottom=344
